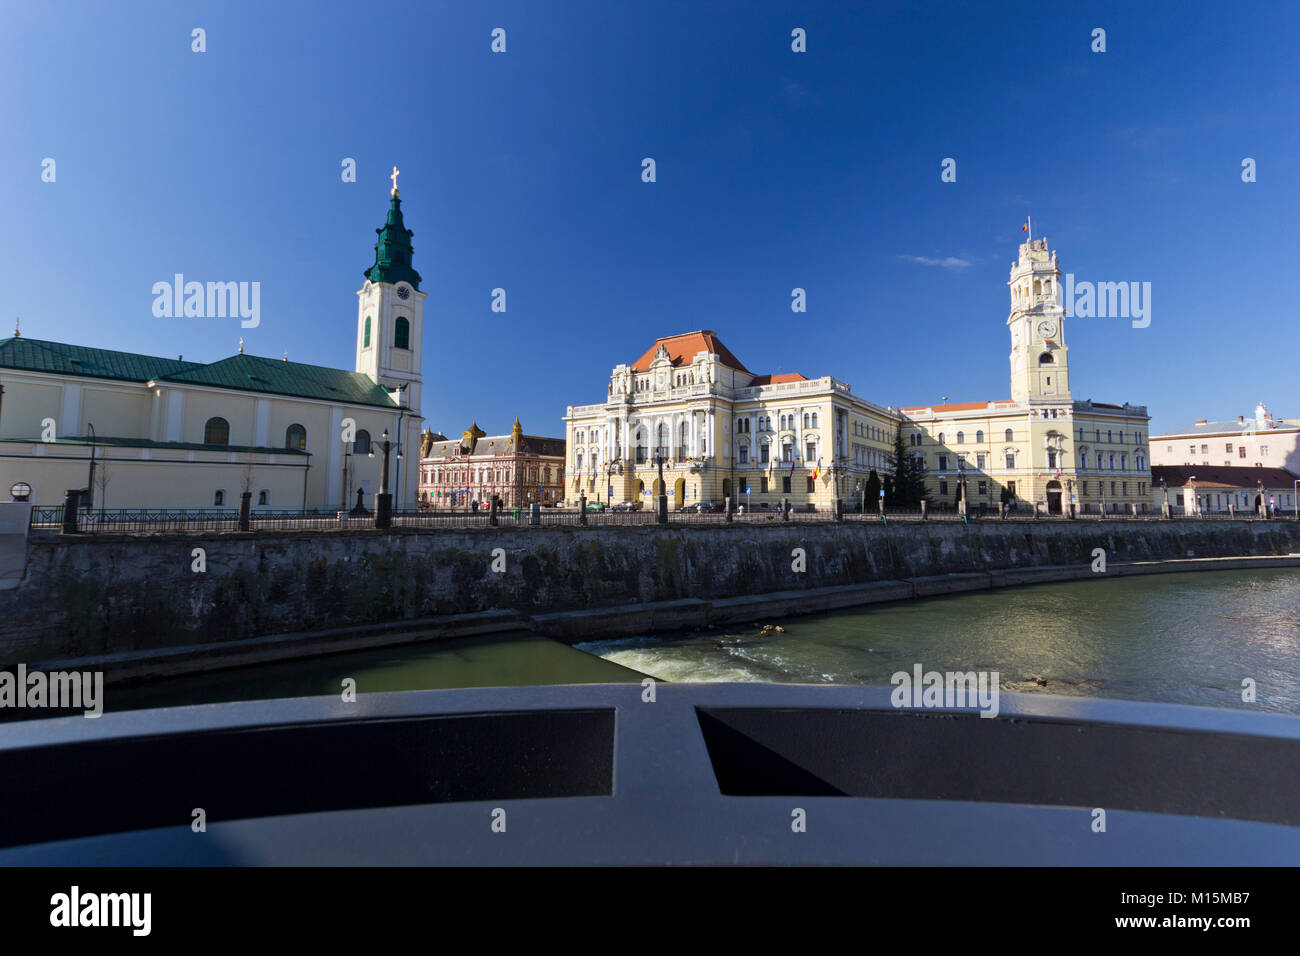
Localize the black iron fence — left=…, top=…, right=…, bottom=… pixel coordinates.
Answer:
left=28, top=500, right=1296, bottom=535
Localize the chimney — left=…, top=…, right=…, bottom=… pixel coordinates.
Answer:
left=1195, top=419, right=1207, bottom=425
left=1238, top=415, right=1244, bottom=423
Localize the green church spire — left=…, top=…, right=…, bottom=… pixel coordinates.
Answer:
left=364, top=174, right=422, bottom=290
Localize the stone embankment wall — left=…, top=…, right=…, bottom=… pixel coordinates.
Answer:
left=4, top=519, right=1300, bottom=663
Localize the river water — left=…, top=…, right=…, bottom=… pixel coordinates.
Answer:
left=19, top=567, right=1297, bottom=719
left=578, top=568, right=1300, bottom=713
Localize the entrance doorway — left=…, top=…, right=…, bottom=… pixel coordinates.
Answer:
left=1046, top=480, right=1063, bottom=515
left=673, top=477, right=685, bottom=510
left=721, top=478, right=731, bottom=501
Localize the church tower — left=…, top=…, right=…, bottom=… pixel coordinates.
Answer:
left=357, top=169, right=425, bottom=415
left=1007, top=235, right=1070, bottom=403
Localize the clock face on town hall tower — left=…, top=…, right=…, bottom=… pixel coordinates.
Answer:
left=1007, top=237, right=1070, bottom=403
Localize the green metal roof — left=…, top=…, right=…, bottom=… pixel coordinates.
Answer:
left=364, top=194, right=422, bottom=290
left=0, top=338, right=398, bottom=409
left=0, top=337, right=202, bottom=382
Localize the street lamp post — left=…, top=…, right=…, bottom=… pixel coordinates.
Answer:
left=655, top=454, right=668, bottom=523
left=605, top=457, right=622, bottom=509
left=370, top=428, right=401, bottom=528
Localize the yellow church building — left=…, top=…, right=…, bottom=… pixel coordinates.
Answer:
left=0, top=180, right=428, bottom=511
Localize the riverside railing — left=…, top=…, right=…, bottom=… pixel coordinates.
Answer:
left=28, top=503, right=1292, bottom=535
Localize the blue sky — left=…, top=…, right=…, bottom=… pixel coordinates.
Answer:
left=3, top=0, right=1297, bottom=436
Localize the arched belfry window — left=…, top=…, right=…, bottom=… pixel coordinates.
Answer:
left=394, top=316, right=410, bottom=350
left=204, top=417, right=230, bottom=445
left=1039, top=352, right=1054, bottom=365
left=363, top=316, right=372, bottom=348
left=285, top=424, right=307, bottom=451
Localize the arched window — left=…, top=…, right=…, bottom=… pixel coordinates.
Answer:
left=1005, top=428, right=1014, bottom=442
left=363, top=316, right=372, bottom=348
left=937, top=433, right=945, bottom=444
left=285, top=424, right=306, bottom=450
left=811, top=412, right=818, bottom=428
left=975, top=430, right=984, bottom=443
left=394, top=316, right=410, bottom=350
left=956, top=431, right=965, bottom=444
left=635, top=428, right=648, bottom=463
left=1038, top=352, right=1054, bottom=365
left=803, top=413, right=809, bottom=429
left=355, top=430, right=371, bottom=455
left=656, top=423, right=669, bottom=457
left=213, top=489, right=226, bottom=506
left=257, top=490, right=269, bottom=506
left=679, top=421, right=688, bottom=453
left=204, top=417, right=229, bottom=445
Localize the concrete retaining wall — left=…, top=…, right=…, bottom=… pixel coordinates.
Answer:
left=5, top=518, right=1300, bottom=665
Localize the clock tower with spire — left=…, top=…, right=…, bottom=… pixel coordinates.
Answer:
left=354, top=168, right=426, bottom=508
left=1007, top=236, right=1070, bottom=403
left=356, top=168, right=425, bottom=415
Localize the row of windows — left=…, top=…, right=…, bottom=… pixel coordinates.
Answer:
left=210, top=489, right=273, bottom=507
left=853, top=421, right=887, bottom=442
left=424, top=467, right=556, bottom=484
left=361, top=316, right=410, bottom=350
left=908, top=426, right=1148, bottom=448
left=929, top=449, right=1148, bottom=473
left=1177, top=442, right=1268, bottom=457
left=1079, top=427, right=1143, bottom=445
left=736, top=413, right=820, bottom=432
left=201, top=419, right=377, bottom=454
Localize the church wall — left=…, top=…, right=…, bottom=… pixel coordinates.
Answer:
left=0, top=377, right=63, bottom=440
left=0, top=445, right=309, bottom=508
left=78, top=385, right=143, bottom=437
left=180, top=390, right=261, bottom=446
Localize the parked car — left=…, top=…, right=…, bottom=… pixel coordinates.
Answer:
left=611, top=500, right=642, bottom=512
left=680, top=501, right=717, bottom=513
left=585, top=501, right=606, bottom=512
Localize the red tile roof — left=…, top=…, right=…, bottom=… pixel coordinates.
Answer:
left=900, top=400, right=1001, bottom=413
left=630, top=331, right=750, bottom=374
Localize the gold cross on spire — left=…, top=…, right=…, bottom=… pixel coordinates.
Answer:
left=390, top=165, right=400, bottom=196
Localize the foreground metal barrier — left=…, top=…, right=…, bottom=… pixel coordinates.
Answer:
left=1, top=683, right=1296, bottom=864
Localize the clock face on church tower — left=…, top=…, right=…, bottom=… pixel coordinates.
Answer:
left=1037, top=320, right=1057, bottom=338
left=396, top=285, right=411, bottom=300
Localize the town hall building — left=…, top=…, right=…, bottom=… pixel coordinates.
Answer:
left=564, top=236, right=1152, bottom=515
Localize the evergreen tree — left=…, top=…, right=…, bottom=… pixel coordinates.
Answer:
left=888, top=429, right=929, bottom=507
left=865, top=469, right=881, bottom=509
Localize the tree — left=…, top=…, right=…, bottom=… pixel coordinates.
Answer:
left=92, top=462, right=111, bottom=511
left=888, top=427, right=929, bottom=507
left=865, top=469, right=881, bottom=508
